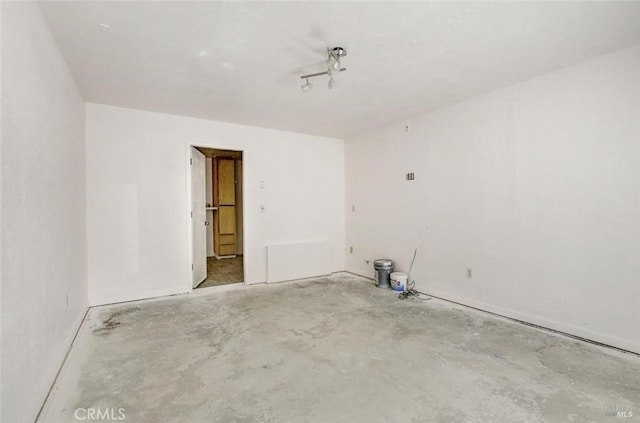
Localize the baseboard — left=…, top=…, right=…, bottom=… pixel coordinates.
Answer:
left=89, top=287, right=188, bottom=307
left=343, top=269, right=374, bottom=280
left=423, top=288, right=640, bottom=355
left=345, top=263, right=639, bottom=354
left=35, top=306, right=90, bottom=422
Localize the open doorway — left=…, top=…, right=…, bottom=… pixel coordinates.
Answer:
left=191, top=146, right=244, bottom=289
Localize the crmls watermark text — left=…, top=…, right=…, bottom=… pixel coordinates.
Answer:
left=74, top=408, right=126, bottom=421
left=605, top=404, right=633, bottom=418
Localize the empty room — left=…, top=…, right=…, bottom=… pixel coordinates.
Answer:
left=2, top=1, right=639, bottom=422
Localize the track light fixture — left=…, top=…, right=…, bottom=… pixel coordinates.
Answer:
left=300, top=47, right=347, bottom=92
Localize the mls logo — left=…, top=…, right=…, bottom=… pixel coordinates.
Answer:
left=605, top=404, right=633, bottom=419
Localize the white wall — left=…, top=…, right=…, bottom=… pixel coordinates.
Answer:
left=346, top=44, right=640, bottom=354
left=86, top=104, right=345, bottom=305
left=1, top=3, right=88, bottom=422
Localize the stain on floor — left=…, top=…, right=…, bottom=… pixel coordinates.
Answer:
left=92, top=307, right=141, bottom=336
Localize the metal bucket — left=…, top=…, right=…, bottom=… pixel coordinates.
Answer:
left=373, top=259, right=393, bottom=289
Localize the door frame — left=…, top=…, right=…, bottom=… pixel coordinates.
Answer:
left=190, top=146, right=207, bottom=287
left=186, top=142, right=246, bottom=293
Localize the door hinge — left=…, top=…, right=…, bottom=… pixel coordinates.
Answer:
left=191, top=264, right=194, bottom=270
left=190, top=210, right=193, bottom=218
left=190, top=158, right=193, bottom=165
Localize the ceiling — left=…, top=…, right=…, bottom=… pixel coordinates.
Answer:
left=39, top=1, right=640, bottom=139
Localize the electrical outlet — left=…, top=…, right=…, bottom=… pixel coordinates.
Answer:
left=406, top=172, right=415, bottom=181
left=349, top=246, right=353, bottom=254
left=466, top=268, right=473, bottom=279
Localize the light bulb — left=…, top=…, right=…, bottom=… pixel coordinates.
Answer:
left=327, top=55, right=341, bottom=73
left=328, top=76, right=336, bottom=90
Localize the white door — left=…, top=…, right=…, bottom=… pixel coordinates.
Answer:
left=191, top=147, right=207, bottom=287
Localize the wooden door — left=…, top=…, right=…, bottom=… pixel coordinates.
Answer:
left=213, top=158, right=237, bottom=256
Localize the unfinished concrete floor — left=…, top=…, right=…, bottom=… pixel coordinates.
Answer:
left=40, top=273, right=638, bottom=423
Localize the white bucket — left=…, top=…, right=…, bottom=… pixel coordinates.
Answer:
left=390, top=272, right=408, bottom=292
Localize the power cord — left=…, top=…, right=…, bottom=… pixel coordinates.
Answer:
left=398, top=226, right=432, bottom=301
left=398, top=279, right=431, bottom=301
